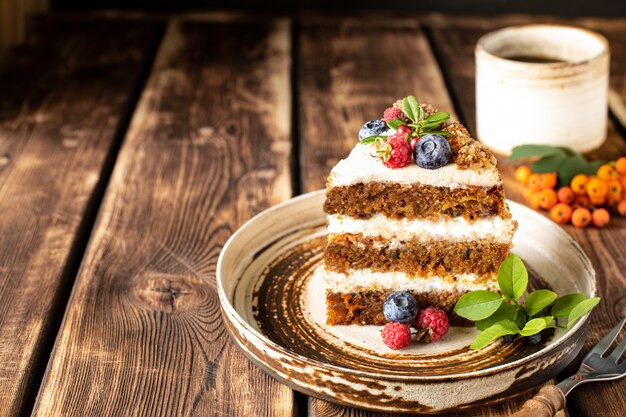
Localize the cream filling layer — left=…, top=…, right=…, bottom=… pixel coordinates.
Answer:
left=319, top=267, right=498, bottom=294
left=327, top=214, right=516, bottom=244
left=327, top=143, right=501, bottom=188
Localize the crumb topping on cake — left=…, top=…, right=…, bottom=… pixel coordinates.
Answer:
left=444, top=121, right=498, bottom=171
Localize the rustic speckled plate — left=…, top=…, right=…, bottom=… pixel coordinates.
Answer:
left=217, top=190, right=596, bottom=413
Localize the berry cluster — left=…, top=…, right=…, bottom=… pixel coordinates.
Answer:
left=380, top=291, right=449, bottom=350
left=515, top=156, right=626, bottom=228
left=358, top=96, right=452, bottom=170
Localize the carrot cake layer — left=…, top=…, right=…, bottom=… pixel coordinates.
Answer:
left=325, top=182, right=508, bottom=220
left=324, top=237, right=511, bottom=276
left=319, top=267, right=497, bottom=325
left=326, top=290, right=470, bottom=326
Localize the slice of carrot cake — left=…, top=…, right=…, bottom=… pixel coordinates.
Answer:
left=320, top=96, right=517, bottom=325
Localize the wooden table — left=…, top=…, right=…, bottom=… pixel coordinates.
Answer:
left=0, top=11, right=624, bottom=417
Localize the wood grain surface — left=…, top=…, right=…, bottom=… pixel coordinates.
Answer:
left=32, top=18, right=295, bottom=417
left=428, top=16, right=626, bottom=417
left=0, top=16, right=159, bottom=417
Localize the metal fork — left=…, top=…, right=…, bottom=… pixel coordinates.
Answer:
left=511, top=317, right=626, bottom=417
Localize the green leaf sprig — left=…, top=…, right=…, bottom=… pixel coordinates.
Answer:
left=509, top=145, right=605, bottom=187
left=402, top=95, right=452, bottom=138
left=454, top=254, right=600, bottom=350
left=360, top=96, right=451, bottom=144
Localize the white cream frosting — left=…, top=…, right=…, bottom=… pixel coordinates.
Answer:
left=318, top=267, right=498, bottom=294
left=328, top=214, right=516, bottom=244
left=327, top=143, right=501, bottom=188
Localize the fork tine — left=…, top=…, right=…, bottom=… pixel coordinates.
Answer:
left=608, top=332, right=626, bottom=363
left=590, top=317, right=626, bottom=357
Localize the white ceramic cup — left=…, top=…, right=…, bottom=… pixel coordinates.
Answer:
left=475, top=25, right=609, bottom=155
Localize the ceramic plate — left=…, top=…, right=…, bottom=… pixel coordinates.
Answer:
left=217, top=190, right=596, bottom=413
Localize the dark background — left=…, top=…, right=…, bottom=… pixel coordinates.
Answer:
left=50, top=0, right=626, bottom=17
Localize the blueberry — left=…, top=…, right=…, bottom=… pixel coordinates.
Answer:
left=358, top=119, right=388, bottom=142
left=413, top=134, right=451, bottom=169
left=502, top=334, right=516, bottom=343
left=528, top=333, right=542, bottom=345
left=383, top=291, right=418, bottom=324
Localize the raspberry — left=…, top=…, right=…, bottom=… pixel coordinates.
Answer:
left=414, top=306, right=449, bottom=343
left=383, top=107, right=404, bottom=122
left=375, top=134, right=413, bottom=169
left=381, top=322, right=412, bottom=350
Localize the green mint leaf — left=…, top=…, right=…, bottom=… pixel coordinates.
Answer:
left=519, top=317, right=554, bottom=336
left=544, top=316, right=557, bottom=329
left=421, top=122, right=441, bottom=132
left=566, top=297, right=601, bottom=329
left=423, top=112, right=450, bottom=123
left=454, top=290, right=503, bottom=321
left=470, top=320, right=519, bottom=350
left=551, top=293, right=588, bottom=318
left=515, top=309, right=527, bottom=329
left=498, top=254, right=528, bottom=301
left=509, top=145, right=565, bottom=160
left=360, top=135, right=386, bottom=144
left=402, top=96, right=421, bottom=123
left=387, top=119, right=406, bottom=130
left=476, top=301, right=517, bottom=331
left=525, top=289, right=558, bottom=317
left=531, top=153, right=568, bottom=174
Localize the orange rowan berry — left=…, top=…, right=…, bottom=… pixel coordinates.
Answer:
left=587, top=178, right=608, bottom=199
left=528, top=173, right=543, bottom=191
left=620, top=175, right=626, bottom=190
left=550, top=203, right=572, bottom=224
left=515, top=165, right=532, bottom=185
left=591, top=208, right=610, bottom=227
left=557, top=186, right=575, bottom=204
left=606, top=179, right=623, bottom=201
left=570, top=174, right=589, bottom=194
left=618, top=199, right=626, bottom=217
left=616, top=157, right=626, bottom=175
left=571, top=207, right=592, bottom=228
left=539, top=188, right=558, bottom=210
left=573, top=193, right=591, bottom=209
left=541, top=172, right=558, bottom=189
left=530, top=192, right=543, bottom=210
left=589, top=194, right=607, bottom=207
left=597, top=164, right=616, bottom=181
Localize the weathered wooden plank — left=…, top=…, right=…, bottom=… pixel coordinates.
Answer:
left=32, top=18, right=294, bottom=417
left=429, top=16, right=626, bottom=417
left=298, top=16, right=567, bottom=417
left=0, top=16, right=159, bottom=417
